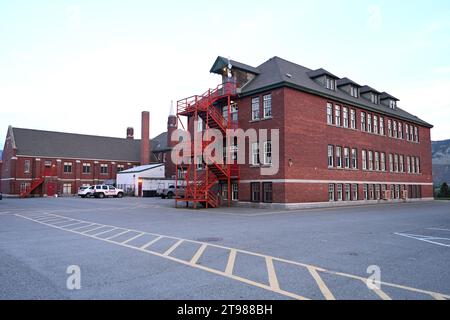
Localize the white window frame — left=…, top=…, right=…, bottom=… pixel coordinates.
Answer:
left=263, top=94, right=272, bottom=118
left=343, top=107, right=349, bottom=128
left=251, top=97, right=260, bottom=121
left=335, top=105, right=341, bottom=126
left=350, top=109, right=356, bottom=129
left=344, top=147, right=350, bottom=169
left=336, top=146, right=342, bottom=168
left=367, top=114, right=372, bottom=133
left=373, top=115, right=378, bottom=134
left=251, top=143, right=259, bottom=166
left=327, top=103, right=333, bottom=125
left=263, top=141, right=272, bottom=165
left=368, top=151, right=373, bottom=171
left=362, top=150, right=367, bottom=170
left=24, top=160, right=31, bottom=174
left=379, top=117, right=385, bottom=135
left=361, top=112, right=366, bottom=131
left=351, top=148, right=358, bottom=169
left=328, top=145, right=334, bottom=168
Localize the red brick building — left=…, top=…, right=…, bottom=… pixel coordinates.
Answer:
left=176, top=56, right=433, bottom=208
left=0, top=111, right=177, bottom=197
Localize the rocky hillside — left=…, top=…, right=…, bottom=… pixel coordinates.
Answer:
left=432, top=139, right=450, bottom=185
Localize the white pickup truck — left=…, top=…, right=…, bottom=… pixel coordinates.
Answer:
left=93, top=185, right=124, bottom=199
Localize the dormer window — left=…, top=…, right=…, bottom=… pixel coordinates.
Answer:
left=325, top=77, right=335, bottom=90
left=389, top=100, right=397, bottom=109
left=350, top=86, right=359, bottom=98
left=371, top=93, right=379, bottom=104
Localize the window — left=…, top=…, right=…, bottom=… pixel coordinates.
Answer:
left=414, top=127, right=419, bottom=142
left=373, top=115, right=378, bottom=134
left=251, top=97, right=260, bottom=121
left=388, top=120, right=392, bottom=137
left=393, top=121, right=398, bottom=138
left=371, top=93, right=379, bottom=104
left=82, top=163, right=91, bottom=174
left=197, top=117, right=203, bottom=132
left=390, top=100, right=397, bottom=109
left=24, top=160, right=31, bottom=174
left=368, top=151, right=373, bottom=171
left=20, top=182, right=31, bottom=193
left=326, top=77, right=335, bottom=90
left=399, top=156, right=404, bottom=173
left=394, top=154, right=399, bottom=172
left=363, top=184, right=369, bottom=200
left=196, top=156, right=203, bottom=170
left=350, top=86, right=358, bottom=98
left=352, top=184, right=358, bottom=201
left=336, top=146, right=342, bottom=168
left=232, top=183, right=239, bottom=201
left=362, top=150, right=367, bottom=170
left=251, top=143, right=259, bottom=166
left=343, top=107, right=349, bottom=128
left=379, top=117, right=385, bottom=135
left=117, top=164, right=125, bottom=172
left=63, top=183, right=72, bottom=195
left=329, top=184, right=335, bottom=202
left=367, top=114, right=372, bottom=133
left=351, top=148, right=358, bottom=169
left=411, top=157, right=416, bottom=173
left=410, top=126, right=414, bottom=142
left=369, top=184, right=374, bottom=199
left=263, top=141, right=272, bottom=165
left=263, top=94, right=272, bottom=118
left=375, top=152, right=380, bottom=171
left=416, top=157, right=420, bottom=173
left=398, top=123, right=403, bottom=139
left=335, top=105, right=341, bottom=126
left=100, top=164, right=108, bottom=174
left=327, top=103, right=333, bottom=124
left=251, top=183, right=260, bottom=203
left=375, top=184, right=381, bottom=200
left=64, top=162, right=73, bottom=173
left=407, top=156, right=411, bottom=173
left=337, top=184, right=343, bottom=201
left=390, top=185, right=395, bottom=199
left=395, top=185, right=400, bottom=199
left=263, top=182, right=273, bottom=203
left=344, top=147, right=350, bottom=169
left=345, top=184, right=351, bottom=201
left=389, top=154, right=394, bottom=172
left=328, top=145, right=334, bottom=167
left=381, top=153, right=386, bottom=171
left=361, top=112, right=366, bottom=131
left=350, top=109, right=356, bottom=129
left=405, top=124, right=410, bottom=140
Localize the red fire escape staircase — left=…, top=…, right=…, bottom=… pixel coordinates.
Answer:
left=20, top=177, right=45, bottom=198
left=176, top=82, right=239, bottom=208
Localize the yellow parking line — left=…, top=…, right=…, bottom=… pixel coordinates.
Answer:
left=17, top=212, right=450, bottom=301
left=307, top=266, right=335, bottom=300
left=266, top=257, right=280, bottom=290
left=225, top=249, right=237, bottom=275
left=190, top=243, right=208, bottom=264
left=163, top=240, right=184, bottom=256
left=141, top=236, right=163, bottom=250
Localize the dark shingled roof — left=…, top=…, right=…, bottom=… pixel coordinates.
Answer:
left=235, top=56, right=432, bottom=128
left=360, top=85, right=381, bottom=94
left=380, top=92, right=399, bottom=101
left=307, top=68, right=339, bottom=79
left=11, top=127, right=169, bottom=161
left=337, top=77, right=361, bottom=88
left=210, top=56, right=260, bottom=75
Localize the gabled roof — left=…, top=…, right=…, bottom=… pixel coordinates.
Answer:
left=337, top=77, right=361, bottom=88
left=235, top=56, right=432, bottom=128
left=307, top=68, right=339, bottom=79
left=11, top=128, right=169, bottom=161
left=380, top=92, right=399, bottom=101
left=210, top=56, right=260, bottom=75
left=360, top=85, right=381, bottom=94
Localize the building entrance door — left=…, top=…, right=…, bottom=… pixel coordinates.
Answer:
left=47, top=182, right=56, bottom=197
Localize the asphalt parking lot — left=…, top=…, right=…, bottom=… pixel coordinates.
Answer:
left=1, top=197, right=450, bottom=300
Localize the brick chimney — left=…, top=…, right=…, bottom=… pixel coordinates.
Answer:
left=126, top=127, right=134, bottom=140
left=141, top=111, right=150, bottom=165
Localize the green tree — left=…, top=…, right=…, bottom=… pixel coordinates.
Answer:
left=439, top=182, right=449, bottom=198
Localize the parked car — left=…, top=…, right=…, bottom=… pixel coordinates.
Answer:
left=0, top=192, right=2, bottom=200
left=93, top=185, right=124, bottom=199
left=161, top=185, right=185, bottom=199
left=78, top=186, right=94, bottom=198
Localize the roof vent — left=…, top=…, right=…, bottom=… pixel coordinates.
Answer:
left=285, top=73, right=293, bottom=79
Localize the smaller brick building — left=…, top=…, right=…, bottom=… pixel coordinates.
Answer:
left=0, top=111, right=177, bottom=197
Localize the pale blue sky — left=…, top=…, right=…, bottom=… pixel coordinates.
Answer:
left=1, top=0, right=450, bottom=148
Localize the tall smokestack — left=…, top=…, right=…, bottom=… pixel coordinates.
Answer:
left=126, top=127, right=134, bottom=140
left=141, top=111, right=150, bottom=165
